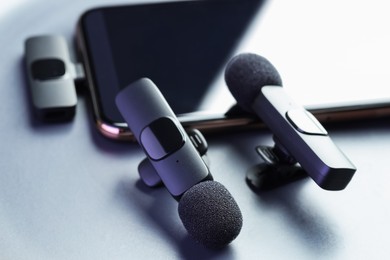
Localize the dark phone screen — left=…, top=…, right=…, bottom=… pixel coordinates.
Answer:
left=81, top=0, right=264, bottom=124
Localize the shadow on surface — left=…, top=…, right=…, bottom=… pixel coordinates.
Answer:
left=115, top=178, right=235, bottom=260
left=252, top=180, right=342, bottom=255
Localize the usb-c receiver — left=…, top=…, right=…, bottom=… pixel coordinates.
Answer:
left=25, top=35, right=84, bottom=121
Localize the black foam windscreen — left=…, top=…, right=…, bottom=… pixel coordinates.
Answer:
left=178, top=181, right=243, bottom=248
left=224, top=53, right=282, bottom=112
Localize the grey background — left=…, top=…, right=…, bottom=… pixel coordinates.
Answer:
left=1, top=0, right=389, bottom=259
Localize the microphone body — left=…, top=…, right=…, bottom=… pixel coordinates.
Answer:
left=254, top=86, right=355, bottom=190
left=225, top=53, right=356, bottom=190
left=115, top=78, right=211, bottom=197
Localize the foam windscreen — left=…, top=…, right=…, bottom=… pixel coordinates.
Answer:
left=178, top=181, right=243, bottom=248
left=224, top=53, right=282, bottom=112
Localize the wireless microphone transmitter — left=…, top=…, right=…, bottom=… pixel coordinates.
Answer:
left=25, top=35, right=82, bottom=121
left=115, top=78, right=243, bottom=248
left=225, top=53, right=356, bottom=191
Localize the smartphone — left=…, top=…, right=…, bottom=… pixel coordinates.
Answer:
left=76, top=0, right=265, bottom=140
left=76, top=0, right=390, bottom=141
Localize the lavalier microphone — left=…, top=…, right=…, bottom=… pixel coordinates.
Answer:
left=225, top=53, right=356, bottom=191
left=115, top=78, right=242, bottom=248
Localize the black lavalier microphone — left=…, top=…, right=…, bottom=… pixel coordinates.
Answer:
left=225, top=53, right=356, bottom=191
left=115, top=78, right=242, bottom=248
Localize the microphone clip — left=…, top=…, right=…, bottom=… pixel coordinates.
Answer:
left=246, top=136, right=308, bottom=191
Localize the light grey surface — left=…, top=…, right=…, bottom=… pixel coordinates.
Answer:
left=1, top=0, right=390, bottom=259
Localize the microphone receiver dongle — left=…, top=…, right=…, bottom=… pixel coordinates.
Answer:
left=25, top=35, right=82, bottom=122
